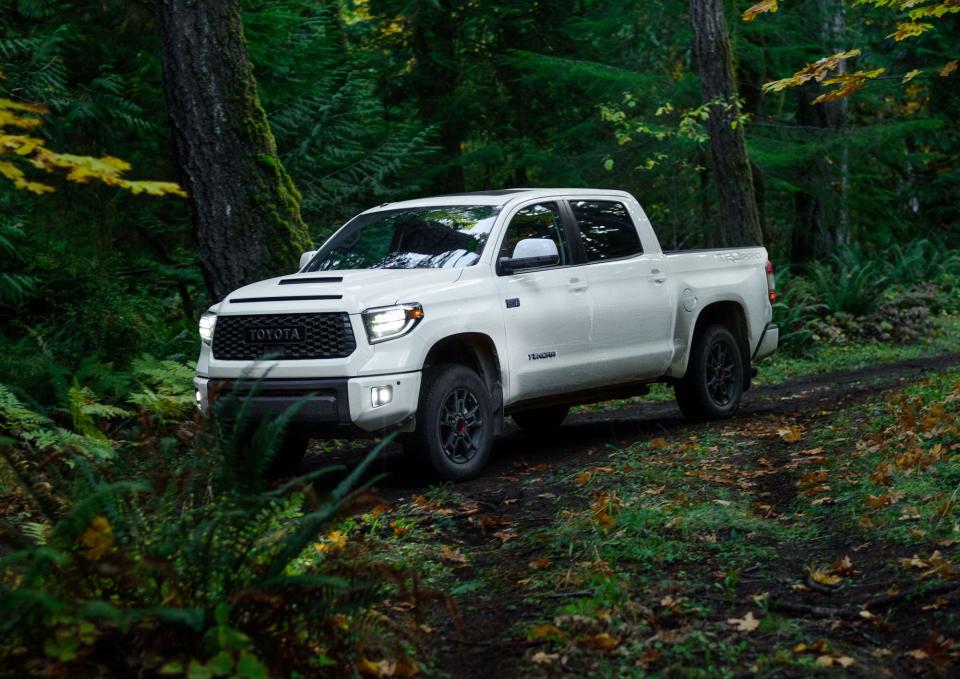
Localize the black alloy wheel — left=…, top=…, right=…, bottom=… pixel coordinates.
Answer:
left=438, top=386, right=485, bottom=464
left=674, top=324, right=745, bottom=421
left=405, top=364, right=494, bottom=481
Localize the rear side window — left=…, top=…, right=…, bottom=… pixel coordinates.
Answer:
left=571, top=200, right=643, bottom=262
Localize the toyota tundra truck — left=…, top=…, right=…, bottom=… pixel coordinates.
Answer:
left=194, top=188, right=778, bottom=480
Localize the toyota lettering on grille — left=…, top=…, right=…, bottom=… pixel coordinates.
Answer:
left=245, top=326, right=306, bottom=343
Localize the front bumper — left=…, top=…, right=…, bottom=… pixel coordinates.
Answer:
left=193, top=371, right=421, bottom=435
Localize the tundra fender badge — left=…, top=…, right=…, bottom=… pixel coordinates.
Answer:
left=528, top=351, right=557, bottom=361
left=505, top=298, right=520, bottom=308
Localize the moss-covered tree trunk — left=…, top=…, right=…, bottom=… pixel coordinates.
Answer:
left=156, top=0, right=311, bottom=300
left=689, top=0, right=764, bottom=247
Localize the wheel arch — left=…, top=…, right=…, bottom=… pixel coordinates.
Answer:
left=423, top=333, right=505, bottom=431
left=687, top=301, right=751, bottom=389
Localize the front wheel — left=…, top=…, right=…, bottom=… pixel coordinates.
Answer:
left=674, top=324, right=744, bottom=422
left=405, top=364, right=494, bottom=481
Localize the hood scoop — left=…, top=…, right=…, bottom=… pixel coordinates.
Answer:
left=229, top=294, right=342, bottom=303
left=278, top=276, right=343, bottom=285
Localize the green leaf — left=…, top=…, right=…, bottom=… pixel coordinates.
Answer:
left=187, top=659, right=212, bottom=679
left=159, top=661, right=185, bottom=675
left=602, top=158, right=614, bottom=171
left=236, top=652, right=269, bottom=679
left=207, top=650, right=234, bottom=676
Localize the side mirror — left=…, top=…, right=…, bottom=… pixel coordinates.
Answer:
left=298, top=250, right=317, bottom=271
left=499, top=238, right=560, bottom=274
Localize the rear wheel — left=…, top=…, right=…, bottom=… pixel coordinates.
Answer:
left=512, top=405, right=569, bottom=434
left=405, top=364, right=494, bottom=481
left=674, top=324, right=744, bottom=422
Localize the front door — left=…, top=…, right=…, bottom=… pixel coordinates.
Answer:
left=494, top=202, right=592, bottom=403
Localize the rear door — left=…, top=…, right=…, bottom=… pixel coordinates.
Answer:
left=565, top=198, right=674, bottom=384
left=493, top=201, right=593, bottom=402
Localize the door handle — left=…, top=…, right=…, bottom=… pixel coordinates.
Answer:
left=568, top=277, right=589, bottom=292
left=651, top=269, right=666, bottom=285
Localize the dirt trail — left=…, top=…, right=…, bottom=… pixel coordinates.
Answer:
left=317, top=353, right=960, bottom=677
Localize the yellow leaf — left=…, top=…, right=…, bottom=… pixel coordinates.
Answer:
left=778, top=426, right=803, bottom=442
left=528, top=624, right=566, bottom=641
left=742, top=0, right=778, bottom=23
left=649, top=437, right=670, bottom=450
left=577, top=632, right=619, bottom=650
left=809, top=568, right=842, bottom=586
left=79, top=515, right=114, bottom=560
left=889, top=21, right=933, bottom=41
left=902, top=69, right=922, bottom=83
left=941, top=60, right=958, bottom=77
left=727, top=611, right=760, bottom=632
left=763, top=49, right=861, bottom=94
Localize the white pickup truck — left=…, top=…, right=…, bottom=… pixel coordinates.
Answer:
left=194, top=188, right=778, bottom=479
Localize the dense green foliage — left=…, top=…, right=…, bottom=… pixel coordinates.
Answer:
left=0, top=0, right=957, bottom=675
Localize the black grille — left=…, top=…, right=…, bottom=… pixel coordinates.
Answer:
left=212, top=313, right=356, bottom=361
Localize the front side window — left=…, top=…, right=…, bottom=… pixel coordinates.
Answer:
left=497, top=203, right=571, bottom=266
left=307, top=205, right=499, bottom=271
left=571, top=200, right=643, bottom=262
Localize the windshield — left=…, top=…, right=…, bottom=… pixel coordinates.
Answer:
left=306, top=205, right=501, bottom=271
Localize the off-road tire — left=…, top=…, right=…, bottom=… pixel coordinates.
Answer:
left=405, top=364, right=494, bottom=481
left=674, top=324, right=745, bottom=422
left=512, top=405, right=570, bottom=434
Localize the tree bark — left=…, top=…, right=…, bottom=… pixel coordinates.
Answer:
left=820, top=0, right=850, bottom=245
left=156, top=0, right=312, bottom=301
left=689, top=0, right=764, bottom=246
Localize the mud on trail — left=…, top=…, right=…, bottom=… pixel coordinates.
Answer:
left=321, top=353, right=960, bottom=677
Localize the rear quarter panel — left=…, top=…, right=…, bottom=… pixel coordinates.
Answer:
left=663, top=248, right=773, bottom=378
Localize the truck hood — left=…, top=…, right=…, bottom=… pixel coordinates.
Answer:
left=214, top=268, right=464, bottom=316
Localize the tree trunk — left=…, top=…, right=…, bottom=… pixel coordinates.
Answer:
left=820, top=0, right=849, bottom=245
left=689, top=0, right=764, bottom=247
left=156, top=0, right=312, bottom=301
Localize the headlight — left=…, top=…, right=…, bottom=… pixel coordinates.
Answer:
left=361, top=303, right=424, bottom=344
left=198, top=311, right=217, bottom=345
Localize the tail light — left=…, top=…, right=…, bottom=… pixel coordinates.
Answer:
left=765, top=260, right=776, bottom=304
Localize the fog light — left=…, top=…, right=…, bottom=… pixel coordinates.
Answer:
left=371, top=385, right=393, bottom=408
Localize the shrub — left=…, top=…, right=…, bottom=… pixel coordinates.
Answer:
left=806, top=246, right=888, bottom=317
left=0, top=380, right=432, bottom=676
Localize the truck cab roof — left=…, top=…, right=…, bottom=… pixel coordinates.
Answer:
left=365, top=188, right=635, bottom=212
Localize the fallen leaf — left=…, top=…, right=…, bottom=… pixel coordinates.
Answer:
left=577, top=632, right=619, bottom=650
left=528, top=624, right=565, bottom=642
left=778, top=426, right=804, bottom=442
left=649, top=437, right=670, bottom=450
left=440, top=546, right=468, bottom=565
left=830, top=555, right=856, bottom=576
left=809, top=568, right=842, bottom=586
left=80, top=515, right=114, bottom=560
left=727, top=611, right=760, bottom=632
left=530, top=651, right=559, bottom=665
left=528, top=556, right=551, bottom=570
